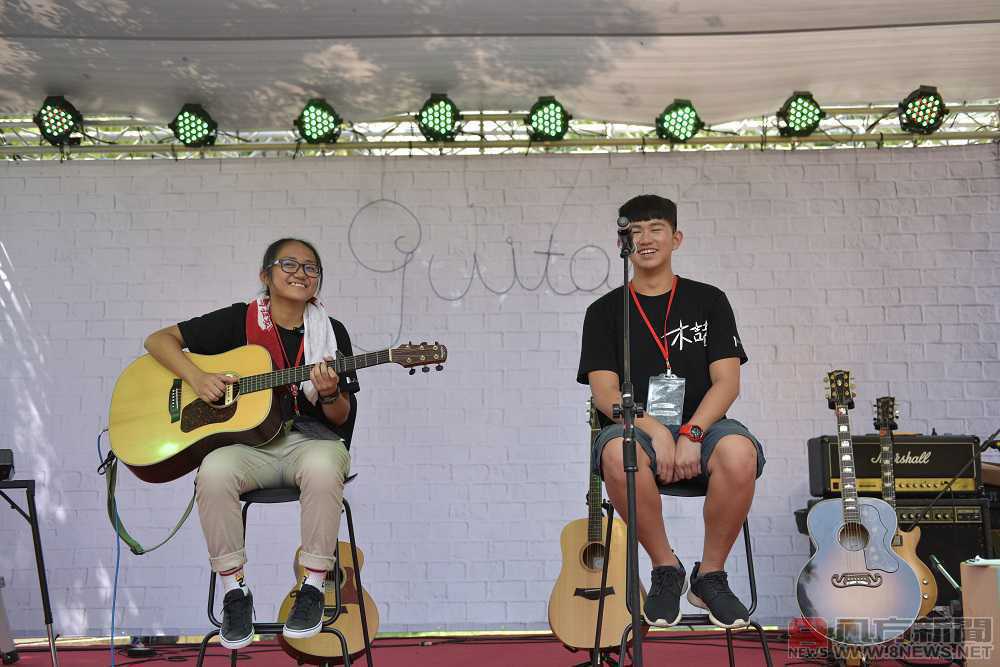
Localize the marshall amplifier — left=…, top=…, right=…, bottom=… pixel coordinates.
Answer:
left=808, top=434, right=981, bottom=498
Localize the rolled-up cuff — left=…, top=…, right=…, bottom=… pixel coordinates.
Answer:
left=298, top=548, right=336, bottom=573
left=209, top=548, right=247, bottom=574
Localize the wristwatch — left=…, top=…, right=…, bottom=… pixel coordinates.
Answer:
left=679, top=423, right=705, bottom=443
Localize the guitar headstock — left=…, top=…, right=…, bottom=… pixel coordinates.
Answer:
left=823, top=369, right=855, bottom=410
left=392, top=341, right=448, bottom=373
left=873, top=396, right=899, bottom=432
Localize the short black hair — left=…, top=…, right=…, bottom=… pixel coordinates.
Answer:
left=260, top=237, right=324, bottom=294
left=618, top=194, right=677, bottom=231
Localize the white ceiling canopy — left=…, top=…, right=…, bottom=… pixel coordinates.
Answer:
left=1, top=0, right=998, bottom=128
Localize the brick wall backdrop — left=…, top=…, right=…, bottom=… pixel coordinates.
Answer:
left=0, top=145, right=998, bottom=636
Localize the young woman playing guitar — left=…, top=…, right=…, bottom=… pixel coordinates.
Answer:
left=143, top=238, right=358, bottom=650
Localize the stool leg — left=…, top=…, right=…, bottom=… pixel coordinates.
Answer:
left=195, top=629, right=218, bottom=667
left=343, top=500, right=374, bottom=667
left=750, top=621, right=773, bottom=667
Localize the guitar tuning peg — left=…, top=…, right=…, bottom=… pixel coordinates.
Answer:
left=422, top=366, right=430, bottom=373
left=435, top=365, right=443, bottom=371
left=409, top=368, right=416, bottom=375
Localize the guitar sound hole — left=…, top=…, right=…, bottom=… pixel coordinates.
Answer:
left=837, top=522, right=870, bottom=551
left=582, top=543, right=607, bottom=570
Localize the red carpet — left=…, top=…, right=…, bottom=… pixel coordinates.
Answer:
left=12, top=632, right=789, bottom=666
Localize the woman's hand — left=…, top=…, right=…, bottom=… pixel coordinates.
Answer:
left=311, top=355, right=341, bottom=400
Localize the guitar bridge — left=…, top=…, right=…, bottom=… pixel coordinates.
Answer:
left=169, top=379, right=182, bottom=423
left=574, top=587, right=615, bottom=601
left=831, top=572, right=883, bottom=588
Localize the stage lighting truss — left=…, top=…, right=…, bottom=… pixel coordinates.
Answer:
left=655, top=100, right=704, bottom=142
left=294, top=99, right=342, bottom=144
left=898, top=86, right=948, bottom=135
left=32, top=96, right=82, bottom=146
left=168, top=104, right=217, bottom=147
left=777, top=92, right=825, bottom=137
left=526, top=97, right=571, bottom=141
left=417, top=94, right=461, bottom=141
left=1, top=98, right=997, bottom=160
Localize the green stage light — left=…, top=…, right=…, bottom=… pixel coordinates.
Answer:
left=294, top=98, right=342, bottom=144
left=655, top=99, right=704, bottom=143
left=777, top=91, right=825, bottom=137
left=32, top=96, right=82, bottom=146
left=417, top=94, right=460, bottom=142
left=168, top=104, right=218, bottom=147
left=526, top=96, right=571, bottom=141
left=898, top=85, right=947, bottom=134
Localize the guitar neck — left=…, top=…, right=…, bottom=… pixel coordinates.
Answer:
left=239, top=349, right=393, bottom=394
left=834, top=406, right=862, bottom=524
left=878, top=428, right=897, bottom=509
left=587, top=473, right=604, bottom=543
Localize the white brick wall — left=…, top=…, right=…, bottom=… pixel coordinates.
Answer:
left=0, top=146, right=998, bottom=636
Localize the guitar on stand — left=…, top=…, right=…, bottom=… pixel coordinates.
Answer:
left=873, top=396, right=938, bottom=619
left=796, top=370, right=921, bottom=653
left=548, top=400, right=645, bottom=667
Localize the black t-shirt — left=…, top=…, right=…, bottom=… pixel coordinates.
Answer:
left=177, top=302, right=360, bottom=447
left=577, top=276, right=747, bottom=426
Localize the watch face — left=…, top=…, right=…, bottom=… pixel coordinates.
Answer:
left=689, top=426, right=704, bottom=438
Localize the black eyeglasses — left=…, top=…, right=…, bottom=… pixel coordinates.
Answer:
left=270, top=258, right=322, bottom=278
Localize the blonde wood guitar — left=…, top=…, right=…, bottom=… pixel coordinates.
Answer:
left=547, top=400, right=645, bottom=650
left=108, top=342, right=447, bottom=483
left=874, top=396, right=938, bottom=618
left=277, top=544, right=379, bottom=665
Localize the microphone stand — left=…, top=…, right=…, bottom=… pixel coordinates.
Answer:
left=613, top=227, right=645, bottom=666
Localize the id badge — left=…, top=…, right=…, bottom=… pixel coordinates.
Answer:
left=647, top=372, right=686, bottom=426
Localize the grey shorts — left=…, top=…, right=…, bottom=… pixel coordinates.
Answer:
left=591, top=418, right=765, bottom=486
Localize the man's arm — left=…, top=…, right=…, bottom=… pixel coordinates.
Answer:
left=589, top=369, right=678, bottom=483
left=686, top=357, right=741, bottom=429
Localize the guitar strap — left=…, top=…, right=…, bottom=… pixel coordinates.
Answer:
left=102, top=452, right=195, bottom=556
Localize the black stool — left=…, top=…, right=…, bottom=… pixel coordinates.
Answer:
left=599, top=479, right=773, bottom=667
left=196, top=475, right=374, bottom=667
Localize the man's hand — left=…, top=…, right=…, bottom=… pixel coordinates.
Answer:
left=190, top=370, right=238, bottom=404
left=648, top=424, right=678, bottom=484
left=673, top=437, right=702, bottom=481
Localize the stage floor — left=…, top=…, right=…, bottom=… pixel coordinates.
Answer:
left=10, top=630, right=927, bottom=666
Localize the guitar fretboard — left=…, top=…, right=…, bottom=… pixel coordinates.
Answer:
left=238, top=349, right=393, bottom=395
left=878, top=429, right=897, bottom=509
left=835, top=406, right=861, bottom=524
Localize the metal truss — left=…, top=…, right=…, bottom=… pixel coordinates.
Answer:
left=0, top=102, right=997, bottom=160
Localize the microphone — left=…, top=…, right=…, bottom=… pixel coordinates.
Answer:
left=617, top=215, right=634, bottom=255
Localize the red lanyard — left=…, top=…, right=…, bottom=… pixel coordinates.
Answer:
left=628, top=275, right=678, bottom=370
left=271, top=325, right=306, bottom=414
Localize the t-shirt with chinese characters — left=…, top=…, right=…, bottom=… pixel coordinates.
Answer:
left=577, top=276, right=747, bottom=427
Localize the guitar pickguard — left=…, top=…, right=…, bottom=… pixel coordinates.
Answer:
left=180, top=399, right=238, bottom=433
left=858, top=503, right=899, bottom=573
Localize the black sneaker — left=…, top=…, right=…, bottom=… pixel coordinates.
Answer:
left=687, top=562, right=750, bottom=628
left=220, top=588, right=254, bottom=650
left=282, top=583, right=325, bottom=639
left=642, top=561, right=687, bottom=627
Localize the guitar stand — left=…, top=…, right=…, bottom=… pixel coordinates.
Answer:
left=575, top=646, right=624, bottom=667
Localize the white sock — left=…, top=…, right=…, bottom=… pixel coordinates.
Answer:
left=220, top=568, right=248, bottom=595
left=303, top=568, right=326, bottom=593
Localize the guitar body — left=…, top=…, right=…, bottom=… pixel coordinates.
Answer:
left=548, top=516, right=645, bottom=649
left=277, top=543, right=380, bottom=665
left=797, top=496, right=921, bottom=645
left=108, top=345, right=282, bottom=483
left=893, top=526, right=938, bottom=618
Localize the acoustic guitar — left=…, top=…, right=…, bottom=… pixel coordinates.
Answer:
left=108, top=342, right=447, bottom=482
left=796, top=370, right=921, bottom=646
left=547, top=400, right=644, bottom=650
left=277, top=544, right=379, bottom=665
left=873, top=396, right=938, bottom=618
